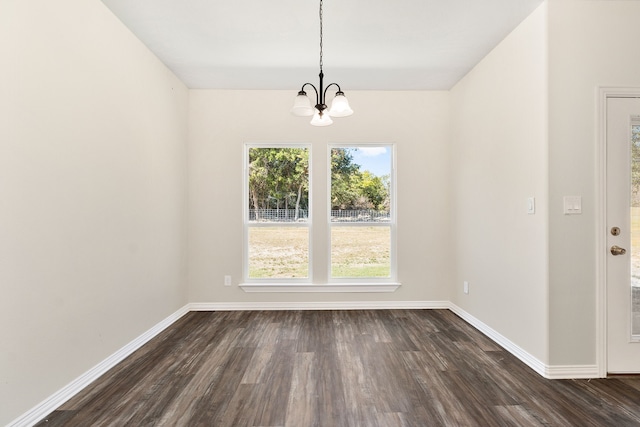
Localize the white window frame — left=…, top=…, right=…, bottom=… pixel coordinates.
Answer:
left=327, top=143, right=397, bottom=284
left=242, top=142, right=312, bottom=284
left=239, top=142, right=400, bottom=293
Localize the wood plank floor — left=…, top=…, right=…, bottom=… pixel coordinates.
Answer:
left=37, top=310, right=640, bottom=426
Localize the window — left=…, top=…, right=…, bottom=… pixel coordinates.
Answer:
left=329, top=145, right=395, bottom=282
left=243, top=143, right=397, bottom=291
left=244, top=144, right=311, bottom=281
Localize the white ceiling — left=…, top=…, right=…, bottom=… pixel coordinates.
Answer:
left=100, top=0, right=543, bottom=90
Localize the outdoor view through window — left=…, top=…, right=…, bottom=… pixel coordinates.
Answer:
left=247, top=146, right=310, bottom=279
left=632, top=124, right=640, bottom=335
left=245, top=144, right=394, bottom=282
left=330, top=146, right=392, bottom=279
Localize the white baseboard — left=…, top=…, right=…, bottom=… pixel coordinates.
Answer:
left=188, top=300, right=450, bottom=311
left=448, top=303, right=601, bottom=380
left=10, top=300, right=601, bottom=427
left=544, top=364, right=600, bottom=379
left=7, top=304, right=191, bottom=427
left=448, top=303, right=548, bottom=377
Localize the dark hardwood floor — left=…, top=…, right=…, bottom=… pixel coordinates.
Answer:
left=37, top=310, right=640, bottom=426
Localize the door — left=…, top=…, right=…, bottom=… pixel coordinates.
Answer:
left=607, top=96, right=640, bottom=373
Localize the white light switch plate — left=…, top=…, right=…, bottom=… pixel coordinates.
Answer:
left=563, top=196, right=582, bottom=215
left=527, top=197, right=535, bottom=214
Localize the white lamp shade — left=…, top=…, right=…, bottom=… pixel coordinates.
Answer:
left=291, top=93, right=314, bottom=116
left=328, top=93, right=353, bottom=117
left=310, top=109, right=333, bottom=126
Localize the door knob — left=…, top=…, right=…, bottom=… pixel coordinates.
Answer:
left=611, top=245, right=627, bottom=256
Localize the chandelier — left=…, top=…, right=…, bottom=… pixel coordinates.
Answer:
left=290, top=0, right=353, bottom=126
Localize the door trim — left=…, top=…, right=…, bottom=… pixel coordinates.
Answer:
left=596, top=87, right=640, bottom=377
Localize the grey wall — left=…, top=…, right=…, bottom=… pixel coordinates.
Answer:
left=6, top=0, right=640, bottom=424
left=187, top=90, right=453, bottom=304
left=0, top=0, right=189, bottom=424
left=548, top=0, right=640, bottom=365
left=450, top=4, right=549, bottom=362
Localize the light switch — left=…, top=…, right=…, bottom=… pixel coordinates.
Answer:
left=563, top=196, right=582, bottom=215
left=527, top=197, right=535, bottom=214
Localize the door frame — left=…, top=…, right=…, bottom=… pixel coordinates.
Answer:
left=596, top=87, right=640, bottom=377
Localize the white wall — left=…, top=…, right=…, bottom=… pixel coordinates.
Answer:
left=450, top=4, right=549, bottom=362
left=0, top=1, right=189, bottom=424
left=9, top=0, right=640, bottom=422
left=187, top=90, right=452, bottom=304
left=547, top=0, right=640, bottom=365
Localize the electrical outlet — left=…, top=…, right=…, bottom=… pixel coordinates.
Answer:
left=224, top=275, right=232, bottom=286
left=463, top=281, right=469, bottom=294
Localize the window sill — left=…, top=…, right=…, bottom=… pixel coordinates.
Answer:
left=239, top=282, right=401, bottom=293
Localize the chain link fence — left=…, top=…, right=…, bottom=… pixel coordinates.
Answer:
left=249, top=209, right=308, bottom=222
left=249, top=209, right=390, bottom=222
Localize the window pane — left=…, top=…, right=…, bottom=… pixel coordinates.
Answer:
left=632, top=124, right=640, bottom=336
left=246, top=146, right=310, bottom=281
left=330, top=145, right=394, bottom=280
left=248, top=147, right=309, bottom=223
left=248, top=227, right=309, bottom=278
left=331, top=226, right=390, bottom=278
left=330, top=146, right=391, bottom=222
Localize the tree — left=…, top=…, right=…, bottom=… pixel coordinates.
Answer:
left=248, top=148, right=309, bottom=220
left=357, top=171, right=388, bottom=211
left=330, top=148, right=360, bottom=210
left=250, top=147, right=389, bottom=218
left=330, top=148, right=390, bottom=212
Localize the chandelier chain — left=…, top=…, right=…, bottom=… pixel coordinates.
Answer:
left=319, top=0, right=323, bottom=72
left=291, top=0, right=352, bottom=125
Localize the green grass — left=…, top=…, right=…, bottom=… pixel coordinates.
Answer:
left=331, top=264, right=390, bottom=278
left=330, top=226, right=391, bottom=278
left=248, top=226, right=390, bottom=279
left=248, top=227, right=309, bottom=278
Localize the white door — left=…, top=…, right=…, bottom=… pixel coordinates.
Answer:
left=607, top=96, right=640, bottom=373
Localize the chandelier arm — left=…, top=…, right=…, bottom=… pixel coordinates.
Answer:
left=323, top=82, right=342, bottom=102
left=291, top=0, right=351, bottom=125
left=300, top=83, right=320, bottom=106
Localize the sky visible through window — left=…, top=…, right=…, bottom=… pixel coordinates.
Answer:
left=330, top=146, right=392, bottom=279
left=245, top=144, right=394, bottom=280
left=349, top=147, right=390, bottom=177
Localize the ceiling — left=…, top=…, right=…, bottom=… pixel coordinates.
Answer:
left=100, top=0, right=544, bottom=90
